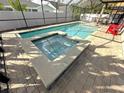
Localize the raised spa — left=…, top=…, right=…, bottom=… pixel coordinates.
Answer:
left=32, top=35, right=78, bottom=60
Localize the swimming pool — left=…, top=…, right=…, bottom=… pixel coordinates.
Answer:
left=20, top=32, right=90, bottom=88
left=32, top=34, right=78, bottom=60
left=19, top=23, right=91, bottom=88
left=20, top=22, right=97, bottom=39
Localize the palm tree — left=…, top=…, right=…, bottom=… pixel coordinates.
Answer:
left=8, top=0, right=27, bottom=11
left=0, top=2, right=4, bottom=10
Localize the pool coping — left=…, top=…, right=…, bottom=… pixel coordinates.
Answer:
left=20, top=31, right=90, bottom=88
left=29, top=31, right=67, bottom=41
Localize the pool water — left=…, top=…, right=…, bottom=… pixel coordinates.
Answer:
left=20, top=23, right=97, bottom=39
left=32, top=35, right=78, bottom=60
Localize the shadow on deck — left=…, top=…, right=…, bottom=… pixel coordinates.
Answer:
left=1, top=31, right=124, bottom=93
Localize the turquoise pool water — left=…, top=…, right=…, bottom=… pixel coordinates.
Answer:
left=20, top=23, right=97, bottom=39
left=32, top=35, right=78, bottom=60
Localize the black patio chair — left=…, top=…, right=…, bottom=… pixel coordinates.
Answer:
left=0, top=47, right=5, bottom=60
left=0, top=47, right=7, bottom=75
left=0, top=37, right=3, bottom=46
left=0, top=37, right=2, bottom=41
left=0, top=42, right=9, bottom=93
left=0, top=47, right=4, bottom=53
left=0, top=72, right=10, bottom=93
left=0, top=72, right=10, bottom=84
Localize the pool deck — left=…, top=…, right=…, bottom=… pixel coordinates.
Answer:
left=2, top=25, right=124, bottom=93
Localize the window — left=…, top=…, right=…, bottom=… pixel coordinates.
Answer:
left=32, top=9, right=37, bottom=12
left=3, top=7, right=13, bottom=11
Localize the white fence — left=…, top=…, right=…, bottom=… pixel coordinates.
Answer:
left=0, top=11, right=73, bottom=31
left=80, top=14, right=109, bottom=22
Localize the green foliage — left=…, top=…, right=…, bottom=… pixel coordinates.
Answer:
left=0, top=2, right=4, bottom=10
left=104, top=8, right=111, bottom=14
left=85, top=3, right=103, bottom=14
left=104, top=4, right=111, bottom=14
left=8, top=0, right=27, bottom=11
left=92, top=4, right=103, bottom=13
left=70, top=1, right=104, bottom=20
left=70, top=5, right=82, bottom=20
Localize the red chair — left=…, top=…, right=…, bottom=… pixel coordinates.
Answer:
left=106, top=24, right=124, bottom=36
left=106, top=24, right=118, bottom=35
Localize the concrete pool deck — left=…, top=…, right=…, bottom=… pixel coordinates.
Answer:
left=1, top=24, right=124, bottom=93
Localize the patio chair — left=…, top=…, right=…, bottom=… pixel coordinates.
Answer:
left=0, top=72, right=10, bottom=93
left=0, top=47, right=5, bottom=62
left=0, top=37, right=2, bottom=41
left=106, top=23, right=124, bottom=36
left=0, top=37, right=3, bottom=46
left=0, top=72, right=10, bottom=84
left=0, top=47, right=4, bottom=53
left=118, top=27, right=124, bottom=34
left=117, top=24, right=124, bottom=34
left=0, top=39, right=9, bottom=92
left=0, top=47, right=7, bottom=77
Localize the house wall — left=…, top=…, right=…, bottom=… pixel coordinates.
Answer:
left=0, top=11, right=73, bottom=32
left=37, top=6, right=55, bottom=12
